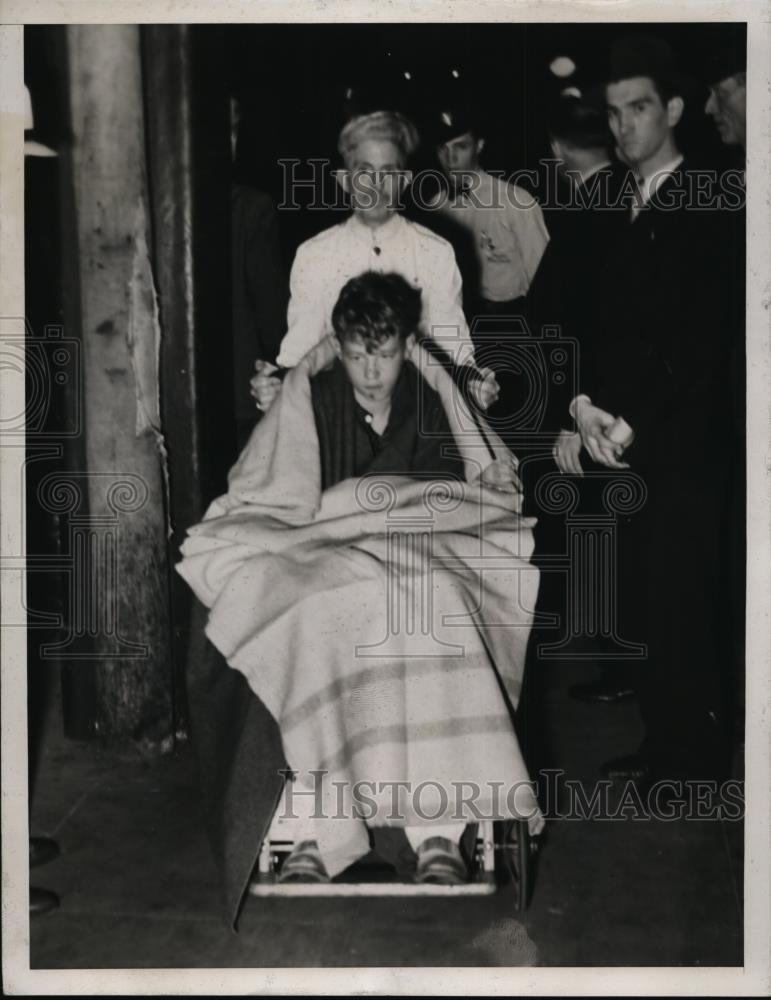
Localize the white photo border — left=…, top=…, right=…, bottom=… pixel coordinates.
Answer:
left=1, top=1, right=769, bottom=995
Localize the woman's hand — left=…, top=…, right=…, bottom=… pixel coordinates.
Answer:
left=250, top=359, right=282, bottom=412
left=479, top=455, right=522, bottom=493
left=468, top=366, right=500, bottom=411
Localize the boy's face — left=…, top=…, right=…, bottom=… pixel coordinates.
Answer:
left=437, top=131, right=483, bottom=179
left=336, top=332, right=415, bottom=406
left=339, top=139, right=408, bottom=224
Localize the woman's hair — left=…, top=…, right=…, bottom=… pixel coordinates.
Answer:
left=337, top=110, right=420, bottom=168
left=332, top=271, right=422, bottom=349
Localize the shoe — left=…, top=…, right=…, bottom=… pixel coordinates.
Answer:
left=415, top=837, right=468, bottom=886
left=30, top=836, right=60, bottom=869
left=277, top=839, right=330, bottom=884
left=601, top=753, right=650, bottom=781
left=569, top=679, right=636, bottom=703
left=30, top=887, right=59, bottom=916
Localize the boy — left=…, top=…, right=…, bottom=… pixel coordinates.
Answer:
left=180, top=271, right=533, bottom=898
left=251, top=110, right=498, bottom=412
left=311, top=271, right=490, bottom=490
left=278, top=269, right=518, bottom=883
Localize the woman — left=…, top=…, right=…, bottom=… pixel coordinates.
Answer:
left=250, top=109, right=498, bottom=412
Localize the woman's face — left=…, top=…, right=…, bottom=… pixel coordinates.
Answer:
left=342, top=139, right=408, bottom=224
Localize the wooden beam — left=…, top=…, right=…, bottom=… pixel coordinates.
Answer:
left=66, top=24, right=173, bottom=746
left=141, top=24, right=233, bottom=733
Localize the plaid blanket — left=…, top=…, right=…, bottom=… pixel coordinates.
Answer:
left=178, top=337, right=543, bottom=876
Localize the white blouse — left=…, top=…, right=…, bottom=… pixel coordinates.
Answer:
left=276, top=213, right=476, bottom=368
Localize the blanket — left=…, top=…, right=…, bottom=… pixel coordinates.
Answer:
left=178, top=337, right=542, bottom=883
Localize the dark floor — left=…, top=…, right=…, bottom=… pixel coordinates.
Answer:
left=28, top=652, right=744, bottom=969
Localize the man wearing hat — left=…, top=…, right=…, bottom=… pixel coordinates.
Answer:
left=526, top=94, right=640, bottom=705
left=705, top=49, right=746, bottom=151
left=426, top=105, right=549, bottom=423
left=429, top=106, right=549, bottom=321
left=569, top=35, right=737, bottom=792
left=530, top=93, right=630, bottom=442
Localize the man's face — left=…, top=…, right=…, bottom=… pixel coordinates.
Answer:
left=705, top=74, right=746, bottom=146
left=337, top=332, right=414, bottom=406
left=606, top=76, right=680, bottom=169
left=341, top=139, right=408, bottom=224
left=437, top=132, right=483, bottom=181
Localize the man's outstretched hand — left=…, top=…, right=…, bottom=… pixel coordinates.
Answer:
left=553, top=428, right=584, bottom=476
left=605, top=416, right=635, bottom=451
left=573, top=398, right=630, bottom=469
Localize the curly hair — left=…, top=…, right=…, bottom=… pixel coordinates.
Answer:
left=337, top=110, right=420, bottom=168
left=331, top=271, right=422, bottom=350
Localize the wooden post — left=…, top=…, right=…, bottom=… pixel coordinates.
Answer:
left=66, top=25, right=173, bottom=747
left=141, top=25, right=233, bottom=734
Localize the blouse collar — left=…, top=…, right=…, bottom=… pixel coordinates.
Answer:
left=348, top=212, right=404, bottom=245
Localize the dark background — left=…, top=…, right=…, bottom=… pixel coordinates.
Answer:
left=26, top=21, right=746, bottom=263
left=225, top=21, right=745, bottom=254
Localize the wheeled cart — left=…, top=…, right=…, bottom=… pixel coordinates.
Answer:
left=250, top=818, right=538, bottom=910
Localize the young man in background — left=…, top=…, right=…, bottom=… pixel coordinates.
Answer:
left=570, top=35, right=736, bottom=791
left=429, top=106, right=549, bottom=319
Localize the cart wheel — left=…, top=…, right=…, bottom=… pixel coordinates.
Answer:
left=495, top=819, right=534, bottom=912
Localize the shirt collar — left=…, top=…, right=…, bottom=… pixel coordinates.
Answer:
left=577, top=159, right=612, bottom=186
left=636, top=154, right=684, bottom=205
